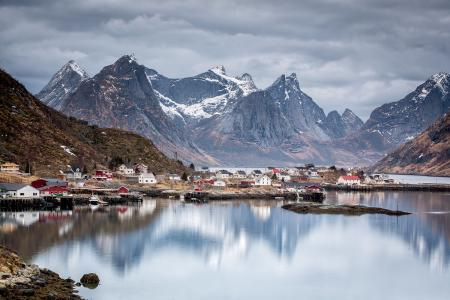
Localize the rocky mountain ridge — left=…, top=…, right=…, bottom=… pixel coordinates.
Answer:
left=36, top=55, right=449, bottom=167
left=371, top=113, right=450, bottom=176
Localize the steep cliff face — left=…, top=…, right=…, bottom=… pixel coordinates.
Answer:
left=371, top=113, right=450, bottom=176
left=36, top=60, right=89, bottom=110
left=58, top=55, right=215, bottom=165
left=0, top=68, right=188, bottom=176
left=358, top=72, right=450, bottom=149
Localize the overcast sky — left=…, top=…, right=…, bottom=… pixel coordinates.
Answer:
left=1, top=0, right=449, bottom=120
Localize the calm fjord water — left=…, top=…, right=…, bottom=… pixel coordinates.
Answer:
left=1, top=191, right=450, bottom=299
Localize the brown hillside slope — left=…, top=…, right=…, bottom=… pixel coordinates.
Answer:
left=0, top=68, right=188, bottom=176
left=371, top=113, right=450, bottom=176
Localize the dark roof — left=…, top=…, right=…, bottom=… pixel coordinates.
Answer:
left=253, top=170, right=262, bottom=174
left=0, top=183, right=28, bottom=191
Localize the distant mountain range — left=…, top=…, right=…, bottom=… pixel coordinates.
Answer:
left=0, top=68, right=187, bottom=176
left=36, top=55, right=450, bottom=167
left=371, top=113, right=450, bottom=176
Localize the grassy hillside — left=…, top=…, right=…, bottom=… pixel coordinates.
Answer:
left=0, top=69, right=188, bottom=176
left=371, top=113, right=450, bottom=176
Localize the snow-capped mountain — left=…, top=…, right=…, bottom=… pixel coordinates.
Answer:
left=47, top=55, right=216, bottom=165
left=359, top=72, right=450, bottom=149
left=38, top=55, right=449, bottom=167
left=145, top=65, right=258, bottom=125
left=36, top=60, right=89, bottom=110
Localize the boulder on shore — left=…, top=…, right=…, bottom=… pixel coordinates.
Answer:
left=80, top=273, right=100, bottom=288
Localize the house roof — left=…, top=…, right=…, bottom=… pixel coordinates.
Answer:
left=0, top=183, right=28, bottom=191
left=1, top=162, right=19, bottom=167
left=341, top=175, right=360, bottom=180
left=236, top=170, right=246, bottom=175
left=252, top=170, right=262, bottom=174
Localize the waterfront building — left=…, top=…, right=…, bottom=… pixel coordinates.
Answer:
left=118, top=164, right=135, bottom=175
left=255, top=175, right=272, bottom=186
left=168, top=174, right=181, bottom=181
left=216, top=170, right=232, bottom=179
left=213, top=180, right=226, bottom=187
left=0, top=183, right=40, bottom=198
left=139, top=173, right=157, bottom=184
left=337, top=175, right=361, bottom=185
left=233, top=170, right=247, bottom=179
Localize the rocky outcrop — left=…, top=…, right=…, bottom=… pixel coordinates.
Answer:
left=371, top=113, right=450, bottom=176
left=0, top=246, right=80, bottom=299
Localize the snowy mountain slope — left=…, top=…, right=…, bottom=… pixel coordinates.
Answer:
left=36, top=60, right=89, bottom=110
left=351, top=72, right=450, bottom=151
left=145, top=65, right=258, bottom=124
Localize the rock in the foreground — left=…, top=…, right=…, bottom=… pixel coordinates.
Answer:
left=0, top=246, right=80, bottom=299
left=282, top=202, right=410, bottom=216
left=80, top=273, right=100, bottom=288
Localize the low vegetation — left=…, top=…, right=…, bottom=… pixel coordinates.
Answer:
left=0, top=69, right=188, bottom=176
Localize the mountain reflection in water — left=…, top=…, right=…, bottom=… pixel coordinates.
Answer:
left=0, top=192, right=450, bottom=300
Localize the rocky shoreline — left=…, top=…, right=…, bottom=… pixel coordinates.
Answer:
left=282, top=202, right=410, bottom=216
left=0, top=246, right=80, bottom=299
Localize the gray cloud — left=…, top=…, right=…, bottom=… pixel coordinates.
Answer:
left=1, top=0, right=449, bottom=119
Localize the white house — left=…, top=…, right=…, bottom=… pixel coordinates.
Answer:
left=233, top=170, right=247, bottom=179
left=276, top=172, right=291, bottom=182
left=66, top=167, right=82, bottom=180
left=213, top=180, right=226, bottom=187
left=254, top=175, right=272, bottom=186
left=134, top=163, right=148, bottom=174
left=308, top=169, right=320, bottom=178
left=216, top=170, right=232, bottom=179
left=118, top=164, right=135, bottom=175
left=0, top=183, right=40, bottom=198
left=0, top=162, right=20, bottom=173
left=139, top=173, right=157, bottom=184
left=168, top=174, right=181, bottom=181
left=337, top=175, right=361, bottom=185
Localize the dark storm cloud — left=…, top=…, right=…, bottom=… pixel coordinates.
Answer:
left=1, top=0, right=449, bottom=119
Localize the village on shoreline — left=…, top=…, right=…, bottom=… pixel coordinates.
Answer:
left=1, top=160, right=449, bottom=209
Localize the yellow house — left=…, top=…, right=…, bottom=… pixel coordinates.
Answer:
left=0, top=162, right=20, bottom=173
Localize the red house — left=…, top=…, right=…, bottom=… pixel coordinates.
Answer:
left=94, top=170, right=113, bottom=181
left=117, top=186, right=129, bottom=194
left=39, top=185, right=69, bottom=196
left=32, top=178, right=68, bottom=189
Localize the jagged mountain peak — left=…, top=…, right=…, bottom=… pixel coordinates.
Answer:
left=429, top=72, right=449, bottom=83
left=327, top=110, right=340, bottom=117
left=210, top=65, right=226, bottom=75
left=61, top=60, right=89, bottom=78
left=36, top=59, right=89, bottom=110
left=237, top=73, right=253, bottom=82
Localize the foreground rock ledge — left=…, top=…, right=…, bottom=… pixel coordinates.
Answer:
left=282, top=202, right=411, bottom=216
left=0, top=246, right=80, bottom=299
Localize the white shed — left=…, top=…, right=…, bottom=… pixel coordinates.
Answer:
left=254, top=175, right=272, bottom=186
left=0, top=183, right=40, bottom=198
left=139, top=173, right=157, bottom=184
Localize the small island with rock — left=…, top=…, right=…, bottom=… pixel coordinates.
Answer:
left=282, top=202, right=411, bottom=216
